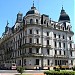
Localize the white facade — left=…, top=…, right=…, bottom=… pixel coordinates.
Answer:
left=0, top=4, right=75, bottom=70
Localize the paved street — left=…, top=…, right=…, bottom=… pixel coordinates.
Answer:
left=0, top=70, right=45, bottom=75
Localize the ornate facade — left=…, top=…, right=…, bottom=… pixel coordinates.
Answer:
left=0, top=3, right=75, bottom=69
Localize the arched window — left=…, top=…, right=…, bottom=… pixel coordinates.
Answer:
left=44, top=20, right=46, bottom=24
left=36, top=19, right=38, bottom=24
left=30, top=19, right=33, bottom=24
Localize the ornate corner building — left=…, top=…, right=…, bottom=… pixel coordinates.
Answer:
left=0, top=3, right=75, bottom=69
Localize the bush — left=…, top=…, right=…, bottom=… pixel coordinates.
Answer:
left=44, top=70, right=75, bottom=75
left=55, top=68, right=60, bottom=71
left=17, top=66, right=24, bottom=74
left=73, top=66, right=75, bottom=71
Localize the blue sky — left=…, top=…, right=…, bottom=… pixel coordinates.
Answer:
left=0, top=0, right=74, bottom=42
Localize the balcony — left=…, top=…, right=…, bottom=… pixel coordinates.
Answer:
left=46, top=45, right=51, bottom=48
left=23, top=53, right=43, bottom=57
left=45, top=36, right=51, bottom=40
left=22, top=43, right=42, bottom=48
left=54, top=54, right=67, bottom=58
left=68, top=48, right=75, bottom=51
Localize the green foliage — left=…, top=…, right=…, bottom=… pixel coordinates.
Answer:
left=55, top=68, right=60, bottom=71
left=44, top=70, right=75, bottom=75
left=17, top=66, right=24, bottom=74
left=73, top=66, right=75, bottom=71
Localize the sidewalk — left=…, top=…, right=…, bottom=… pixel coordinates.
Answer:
left=0, top=73, right=44, bottom=75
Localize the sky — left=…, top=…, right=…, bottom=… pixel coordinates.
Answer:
left=0, top=0, right=75, bottom=42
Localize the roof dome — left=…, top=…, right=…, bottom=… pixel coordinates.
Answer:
left=58, top=6, right=70, bottom=22
left=26, top=2, right=40, bottom=16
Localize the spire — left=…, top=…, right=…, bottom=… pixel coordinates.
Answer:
left=62, top=5, right=63, bottom=10
left=31, top=0, right=36, bottom=9
left=6, top=20, right=9, bottom=26
left=33, top=0, right=34, bottom=7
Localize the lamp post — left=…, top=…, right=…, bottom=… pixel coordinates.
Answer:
left=22, top=52, right=24, bottom=67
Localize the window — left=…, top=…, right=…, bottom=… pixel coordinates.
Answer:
left=63, top=43, right=65, bottom=48
left=70, top=43, right=72, bottom=48
left=18, top=60, right=21, bottom=66
left=29, top=29, right=32, bottom=34
left=70, top=51, right=72, bottom=56
left=29, top=48, right=32, bottom=53
left=63, top=35, right=65, bottom=39
left=47, top=32, right=49, bottom=36
left=55, top=60, right=57, bottom=65
left=63, top=27, right=64, bottom=30
left=59, top=35, right=60, bottom=38
left=36, top=48, right=39, bottom=53
left=30, top=19, right=33, bottom=24
left=59, top=42, right=61, bottom=48
left=24, top=59, right=26, bottom=65
left=54, top=25, right=56, bottom=28
left=71, top=60, right=73, bottom=65
left=36, top=59, right=39, bottom=65
left=44, top=20, right=46, bottom=24
left=36, top=30, right=39, bottom=34
left=64, top=51, right=65, bottom=55
left=54, top=41, right=57, bottom=47
left=55, top=50, right=57, bottom=54
left=47, top=40, right=49, bottom=45
left=54, top=34, right=56, bottom=38
left=47, top=49, right=49, bottom=55
left=36, top=19, right=38, bottom=24
left=29, top=38, right=32, bottom=43
left=48, top=59, right=49, bottom=65
left=36, top=38, right=39, bottom=44
left=69, top=36, right=71, bottom=40
left=59, top=51, right=61, bottom=55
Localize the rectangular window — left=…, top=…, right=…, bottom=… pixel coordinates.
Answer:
left=36, top=59, right=39, bottom=65
left=55, top=50, right=57, bottom=54
left=70, top=51, right=72, bottom=56
left=64, top=51, right=65, bottom=55
left=71, top=60, right=73, bottom=65
left=59, top=51, right=61, bottom=55
left=54, top=41, right=57, bottom=47
left=36, top=48, right=39, bottom=53
left=24, top=59, right=26, bottom=65
left=48, top=59, right=49, bottom=65
left=29, top=29, right=32, bottom=34
left=36, top=38, right=39, bottom=44
left=69, top=36, right=71, bottom=40
left=55, top=60, right=57, bottom=65
left=70, top=44, right=72, bottom=48
left=47, top=49, right=49, bottom=55
left=59, top=35, right=60, bottom=38
left=63, top=35, right=65, bottom=39
left=47, top=32, right=49, bottom=36
left=29, top=38, right=32, bottom=43
left=54, top=34, right=56, bottom=38
left=47, top=40, right=49, bottom=45
left=63, top=43, right=65, bottom=48
left=36, top=30, right=39, bottom=34
left=59, top=42, right=61, bottom=48
left=29, top=48, right=32, bottom=53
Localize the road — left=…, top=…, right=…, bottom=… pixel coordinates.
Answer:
left=0, top=70, right=47, bottom=73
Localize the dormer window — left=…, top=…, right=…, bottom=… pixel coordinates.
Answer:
left=30, top=19, right=33, bottom=24
left=44, top=20, right=46, bottom=24
left=63, top=27, right=64, bottom=31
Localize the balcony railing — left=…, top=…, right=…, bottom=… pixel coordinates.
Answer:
left=22, top=53, right=43, bottom=57
left=22, top=43, right=42, bottom=48
left=46, top=45, right=51, bottom=48
left=54, top=54, right=67, bottom=58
